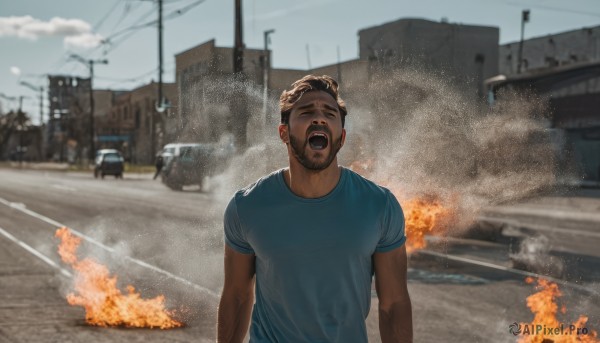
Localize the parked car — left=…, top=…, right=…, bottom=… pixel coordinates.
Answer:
left=160, top=142, right=235, bottom=190
left=94, top=149, right=124, bottom=179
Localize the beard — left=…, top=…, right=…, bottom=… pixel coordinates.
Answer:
left=289, top=126, right=343, bottom=171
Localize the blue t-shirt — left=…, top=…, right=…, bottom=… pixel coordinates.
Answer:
left=224, top=167, right=406, bottom=342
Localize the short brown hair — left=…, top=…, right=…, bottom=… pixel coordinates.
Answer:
left=279, top=75, right=348, bottom=127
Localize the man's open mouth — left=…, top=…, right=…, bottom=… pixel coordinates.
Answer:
left=308, top=132, right=329, bottom=150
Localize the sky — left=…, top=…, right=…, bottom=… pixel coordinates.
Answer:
left=1, top=0, right=599, bottom=124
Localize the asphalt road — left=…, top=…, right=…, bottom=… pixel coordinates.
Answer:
left=0, top=168, right=598, bottom=342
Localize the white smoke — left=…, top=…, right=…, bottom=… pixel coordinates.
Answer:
left=0, top=15, right=104, bottom=49
left=510, top=235, right=565, bottom=277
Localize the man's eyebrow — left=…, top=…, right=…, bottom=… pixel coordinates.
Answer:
left=295, top=102, right=339, bottom=112
left=323, top=103, right=339, bottom=112
left=295, top=103, right=315, bottom=111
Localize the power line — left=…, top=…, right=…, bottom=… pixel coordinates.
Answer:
left=94, top=0, right=124, bottom=31
left=96, top=60, right=175, bottom=84
left=96, top=67, right=159, bottom=82
left=104, top=0, right=205, bottom=43
left=500, top=0, right=600, bottom=18
left=106, top=5, right=156, bottom=41
left=51, top=1, right=151, bottom=75
left=47, top=0, right=205, bottom=92
left=99, top=0, right=205, bottom=57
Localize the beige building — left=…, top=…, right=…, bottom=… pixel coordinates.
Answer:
left=97, top=82, right=177, bottom=164
left=173, top=39, right=363, bottom=143
left=175, top=39, right=268, bottom=143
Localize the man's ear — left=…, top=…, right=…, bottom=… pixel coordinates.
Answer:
left=340, top=128, right=347, bottom=148
left=278, top=124, right=289, bottom=144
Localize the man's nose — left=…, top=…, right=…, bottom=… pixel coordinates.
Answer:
left=311, top=111, right=327, bottom=125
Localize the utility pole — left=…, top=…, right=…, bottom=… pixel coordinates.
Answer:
left=152, top=0, right=164, bottom=158
left=158, top=0, right=164, bottom=108
left=517, top=9, right=530, bottom=74
left=20, top=81, right=44, bottom=126
left=20, top=81, right=45, bottom=160
left=70, top=54, right=108, bottom=162
left=17, top=97, right=25, bottom=167
left=263, top=29, right=275, bottom=127
left=18, top=96, right=24, bottom=113
left=234, top=0, right=244, bottom=75
left=232, top=0, right=248, bottom=149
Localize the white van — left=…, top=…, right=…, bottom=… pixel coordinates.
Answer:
left=159, top=143, right=202, bottom=165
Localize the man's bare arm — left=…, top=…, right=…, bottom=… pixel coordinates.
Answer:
left=374, top=244, right=413, bottom=343
left=217, top=244, right=256, bottom=343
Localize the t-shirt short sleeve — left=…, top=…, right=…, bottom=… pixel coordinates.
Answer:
left=375, top=190, right=407, bottom=253
left=224, top=194, right=255, bottom=255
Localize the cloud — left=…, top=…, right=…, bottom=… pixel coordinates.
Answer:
left=0, top=15, right=103, bottom=49
left=64, top=32, right=104, bottom=49
left=10, top=66, right=21, bottom=76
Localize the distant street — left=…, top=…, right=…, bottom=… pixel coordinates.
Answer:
left=1, top=168, right=599, bottom=342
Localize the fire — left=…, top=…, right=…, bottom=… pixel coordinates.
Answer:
left=55, top=227, right=183, bottom=329
left=518, top=277, right=598, bottom=343
left=349, top=159, right=454, bottom=253
left=400, top=196, right=453, bottom=253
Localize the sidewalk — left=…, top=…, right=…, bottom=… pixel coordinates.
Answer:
left=480, top=193, right=600, bottom=232
left=0, top=161, right=155, bottom=174
left=0, top=161, right=71, bottom=171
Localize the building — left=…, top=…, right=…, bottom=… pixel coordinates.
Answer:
left=499, top=26, right=600, bottom=75
left=358, top=18, right=499, bottom=97
left=98, top=82, right=177, bottom=164
left=175, top=39, right=268, bottom=144
left=47, top=75, right=91, bottom=162
left=489, top=25, right=600, bottom=183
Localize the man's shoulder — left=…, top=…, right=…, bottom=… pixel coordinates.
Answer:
left=231, top=168, right=283, bottom=203
left=343, top=167, right=391, bottom=200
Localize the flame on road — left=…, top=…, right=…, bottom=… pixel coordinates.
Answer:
left=55, top=227, right=183, bottom=329
left=518, top=277, right=598, bottom=343
left=400, top=195, right=453, bottom=253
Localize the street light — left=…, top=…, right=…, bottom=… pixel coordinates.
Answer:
left=263, top=29, right=275, bottom=127
left=517, top=9, right=530, bottom=74
left=69, top=54, right=108, bottom=161
left=20, top=81, right=44, bottom=126
left=16, top=123, right=26, bottom=167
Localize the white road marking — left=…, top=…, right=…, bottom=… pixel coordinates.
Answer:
left=0, top=226, right=72, bottom=278
left=9, top=202, right=26, bottom=209
left=51, top=184, right=77, bottom=192
left=0, top=196, right=219, bottom=299
left=418, top=249, right=600, bottom=296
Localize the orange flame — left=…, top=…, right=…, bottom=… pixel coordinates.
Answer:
left=400, top=196, right=452, bottom=253
left=518, top=277, right=598, bottom=343
left=55, top=227, right=183, bottom=329
left=349, top=160, right=454, bottom=253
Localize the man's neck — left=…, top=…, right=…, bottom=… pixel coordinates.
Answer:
left=284, top=160, right=342, bottom=199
